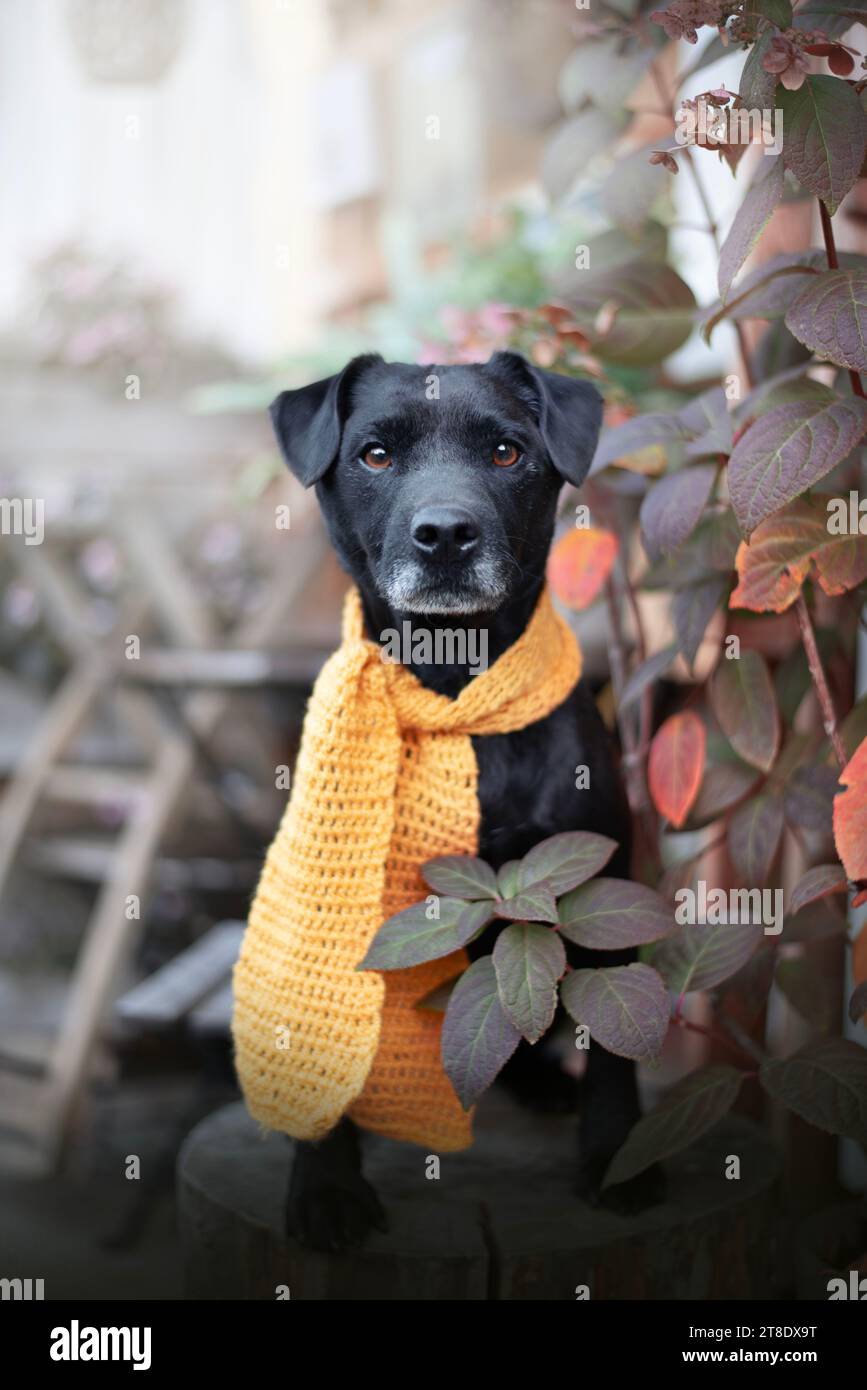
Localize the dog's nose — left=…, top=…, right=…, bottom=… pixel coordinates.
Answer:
left=411, top=505, right=479, bottom=560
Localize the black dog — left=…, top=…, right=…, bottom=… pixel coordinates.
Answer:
left=268, top=351, right=662, bottom=1251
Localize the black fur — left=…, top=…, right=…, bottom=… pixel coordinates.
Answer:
left=270, top=353, right=663, bottom=1252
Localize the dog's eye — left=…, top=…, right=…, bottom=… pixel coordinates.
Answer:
left=492, top=442, right=521, bottom=467
left=361, top=445, right=392, bottom=471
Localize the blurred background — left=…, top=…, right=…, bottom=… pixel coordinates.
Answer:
left=1, top=0, right=862, bottom=1299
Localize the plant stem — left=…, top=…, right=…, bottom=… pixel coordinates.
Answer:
left=672, top=1013, right=756, bottom=1065
left=794, top=591, right=849, bottom=770
left=819, top=198, right=866, bottom=400
left=604, top=574, right=660, bottom=872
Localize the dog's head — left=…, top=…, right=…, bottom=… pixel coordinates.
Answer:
left=270, top=352, right=602, bottom=617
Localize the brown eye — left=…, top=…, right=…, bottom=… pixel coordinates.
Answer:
left=362, top=445, right=392, bottom=470
left=493, top=441, right=520, bottom=467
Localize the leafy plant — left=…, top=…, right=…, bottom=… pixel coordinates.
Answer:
left=359, top=831, right=675, bottom=1109
left=364, top=0, right=867, bottom=1186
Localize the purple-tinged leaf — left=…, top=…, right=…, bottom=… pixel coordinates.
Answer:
left=358, top=898, right=494, bottom=971
left=652, top=918, right=763, bottom=995
left=779, top=75, right=867, bottom=215
left=789, top=863, right=848, bottom=916
left=640, top=464, right=717, bottom=563
left=619, top=644, right=678, bottom=713
left=673, top=573, right=729, bottom=668
left=415, top=974, right=462, bottom=1012
left=848, top=980, right=867, bottom=1025
left=603, top=1065, right=745, bottom=1188
left=494, top=882, right=558, bottom=924
left=592, top=413, right=691, bottom=473
left=422, top=855, right=499, bottom=900
left=728, top=398, right=867, bottom=537
left=710, top=650, right=780, bottom=772
left=441, top=957, right=522, bottom=1108
left=561, top=963, right=669, bottom=1062
left=686, top=761, right=759, bottom=829
left=719, top=155, right=785, bottom=302
left=493, top=923, right=566, bottom=1043
left=760, top=1038, right=867, bottom=1145
left=784, top=898, right=848, bottom=943
left=783, top=764, right=840, bottom=834
left=517, top=831, right=617, bottom=896
left=785, top=269, right=867, bottom=373
left=775, top=956, right=838, bottom=1030
left=727, top=794, right=784, bottom=885
left=558, top=878, right=675, bottom=949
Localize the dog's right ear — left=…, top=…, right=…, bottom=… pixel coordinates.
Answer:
left=269, top=353, right=382, bottom=487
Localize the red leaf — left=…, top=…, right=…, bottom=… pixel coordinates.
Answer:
left=547, top=527, right=619, bottom=611
left=730, top=497, right=867, bottom=613
left=648, top=711, right=706, bottom=828
left=833, top=735, right=867, bottom=882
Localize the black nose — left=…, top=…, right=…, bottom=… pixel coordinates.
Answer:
left=411, top=505, right=479, bottom=561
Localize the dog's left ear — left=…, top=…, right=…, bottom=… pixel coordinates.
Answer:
left=487, top=350, right=603, bottom=488
left=270, top=353, right=383, bottom=487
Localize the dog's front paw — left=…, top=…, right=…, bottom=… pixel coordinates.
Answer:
left=285, top=1169, right=388, bottom=1252
left=575, top=1153, right=666, bottom=1215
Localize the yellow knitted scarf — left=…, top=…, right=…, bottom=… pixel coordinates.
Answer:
left=232, top=584, right=581, bottom=1152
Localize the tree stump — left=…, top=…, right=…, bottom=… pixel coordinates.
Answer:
left=178, top=1094, right=783, bottom=1300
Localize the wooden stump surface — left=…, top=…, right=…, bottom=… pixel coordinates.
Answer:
left=178, top=1094, right=783, bottom=1300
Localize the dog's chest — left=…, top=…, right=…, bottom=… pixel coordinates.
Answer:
left=471, top=682, right=628, bottom=870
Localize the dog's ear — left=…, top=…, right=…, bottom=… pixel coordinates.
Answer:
left=269, top=353, right=383, bottom=487
left=487, top=350, right=603, bottom=488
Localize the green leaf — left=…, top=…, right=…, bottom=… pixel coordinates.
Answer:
left=493, top=923, right=566, bottom=1043
left=779, top=75, right=867, bottom=215
left=652, top=918, right=763, bottom=994
left=785, top=269, right=867, bottom=373
left=758, top=0, right=793, bottom=21
left=600, top=143, right=667, bottom=236
left=558, top=37, right=654, bottom=115
left=740, top=30, right=777, bottom=111
left=794, top=0, right=867, bottom=40
left=493, top=883, right=558, bottom=924
left=496, top=859, right=522, bottom=899
left=568, top=263, right=697, bottom=368
left=358, top=898, right=494, bottom=971
left=560, top=963, right=669, bottom=1061
left=760, top=1038, right=867, bottom=1144
left=542, top=109, right=627, bottom=201
left=421, top=855, right=499, bottom=900
left=441, top=957, right=522, bottom=1108
left=710, top=651, right=780, bottom=772
left=558, top=878, right=675, bottom=949
left=727, top=398, right=867, bottom=537
left=727, top=794, right=784, bottom=884
left=719, top=156, right=785, bottom=302
left=517, top=831, right=617, bottom=896
left=602, top=1066, right=745, bottom=1188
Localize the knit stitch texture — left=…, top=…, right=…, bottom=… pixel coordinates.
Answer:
left=231, top=584, right=581, bottom=1150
